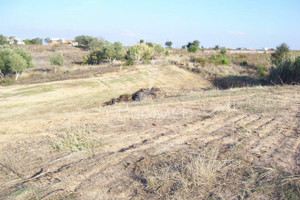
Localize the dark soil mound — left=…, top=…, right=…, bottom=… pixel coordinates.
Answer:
left=103, top=87, right=165, bottom=106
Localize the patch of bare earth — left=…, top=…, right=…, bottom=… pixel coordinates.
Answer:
left=0, top=74, right=299, bottom=199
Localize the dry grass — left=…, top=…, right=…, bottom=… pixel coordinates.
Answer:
left=0, top=61, right=299, bottom=199
left=50, top=125, right=101, bottom=153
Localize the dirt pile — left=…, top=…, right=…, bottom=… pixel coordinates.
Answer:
left=103, top=87, right=165, bottom=106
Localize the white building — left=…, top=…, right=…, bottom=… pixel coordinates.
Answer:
left=7, top=37, right=25, bottom=45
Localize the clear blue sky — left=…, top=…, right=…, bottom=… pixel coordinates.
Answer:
left=0, top=0, right=299, bottom=49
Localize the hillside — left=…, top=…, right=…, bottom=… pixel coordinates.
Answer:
left=0, top=63, right=299, bottom=199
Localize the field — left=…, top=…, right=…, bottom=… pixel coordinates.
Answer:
left=0, top=46, right=299, bottom=199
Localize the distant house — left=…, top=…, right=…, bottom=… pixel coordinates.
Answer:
left=262, top=47, right=269, bottom=51
left=48, top=38, right=77, bottom=46
left=6, top=37, right=25, bottom=45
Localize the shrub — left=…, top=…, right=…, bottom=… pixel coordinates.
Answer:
left=84, top=42, right=124, bottom=64
left=180, top=53, right=184, bottom=57
left=191, top=56, right=207, bottom=66
left=271, top=43, right=290, bottom=65
left=23, top=38, right=43, bottom=45
left=257, top=63, right=265, bottom=77
left=188, top=45, right=197, bottom=52
left=232, top=56, right=236, bottom=62
left=220, top=48, right=227, bottom=55
left=49, top=53, right=64, bottom=66
left=221, top=58, right=229, bottom=65
left=269, top=56, right=300, bottom=84
left=211, top=54, right=217, bottom=60
left=218, top=54, right=224, bottom=60
left=165, top=51, right=170, bottom=56
left=124, top=58, right=135, bottom=66
left=126, top=42, right=164, bottom=64
left=240, top=61, right=248, bottom=66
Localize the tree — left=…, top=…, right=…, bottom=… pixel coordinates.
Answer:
left=44, top=37, right=51, bottom=44
left=140, top=39, right=144, bottom=43
left=0, top=47, right=33, bottom=80
left=165, top=41, right=173, bottom=48
left=23, top=38, right=43, bottom=45
left=193, top=40, right=200, bottom=48
left=187, top=40, right=200, bottom=49
left=105, top=42, right=124, bottom=63
left=0, top=34, right=8, bottom=45
left=271, top=43, right=290, bottom=65
left=214, top=45, right=220, bottom=50
left=75, top=35, right=95, bottom=48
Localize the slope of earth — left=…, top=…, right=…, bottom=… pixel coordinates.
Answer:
left=0, top=65, right=299, bottom=199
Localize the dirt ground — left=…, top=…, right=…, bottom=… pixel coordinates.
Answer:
left=0, top=65, right=299, bottom=199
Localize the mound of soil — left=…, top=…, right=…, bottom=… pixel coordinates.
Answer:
left=103, top=87, right=165, bottom=106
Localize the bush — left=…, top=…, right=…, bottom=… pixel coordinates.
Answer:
left=240, top=61, right=248, bottom=66
left=188, top=45, right=197, bottom=52
left=220, top=48, right=227, bottom=55
left=23, top=38, right=43, bottom=45
left=84, top=42, right=124, bottom=64
left=191, top=56, right=207, bottom=66
left=232, top=56, right=236, bottom=62
left=124, top=58, right=135, bottom=66
left=271, top=43, right=290, bottom=65
left=257, top=64, right=265, bottom=77
left=221, top=58, right=229, bottom=65
left=269, top=56, right=300, bottom=84
left=49, top=53, right=64, bottom=66
left=125, top=42, right=164, bottom=64
left=211, top=54, right=217, bottom=60
left=165, top=51, right=170, bottom=56
left=180, top=53, right=184, bottom=57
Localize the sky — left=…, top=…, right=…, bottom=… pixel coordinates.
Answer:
left=0, top=0, right=299, bottom=49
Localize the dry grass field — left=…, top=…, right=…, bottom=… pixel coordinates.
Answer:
left=0, top=46, right=299, bottom=199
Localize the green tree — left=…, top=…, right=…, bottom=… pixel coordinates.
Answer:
left=193, top=40, right=200, bottom=48
left=0, top=47, right=33, bottom=80
left=75, top=35, right=95, bottom=48
left=44, top=37, right=51, bottom=44
left=214, top=45, right=220, bottom=50
left=105, top=41, right=124, bottom=63
left=271, top=43, right=290, bottom=65
left=165, top=41, right=173, bottom=48
left=0, top=34, right=9, bottom=45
